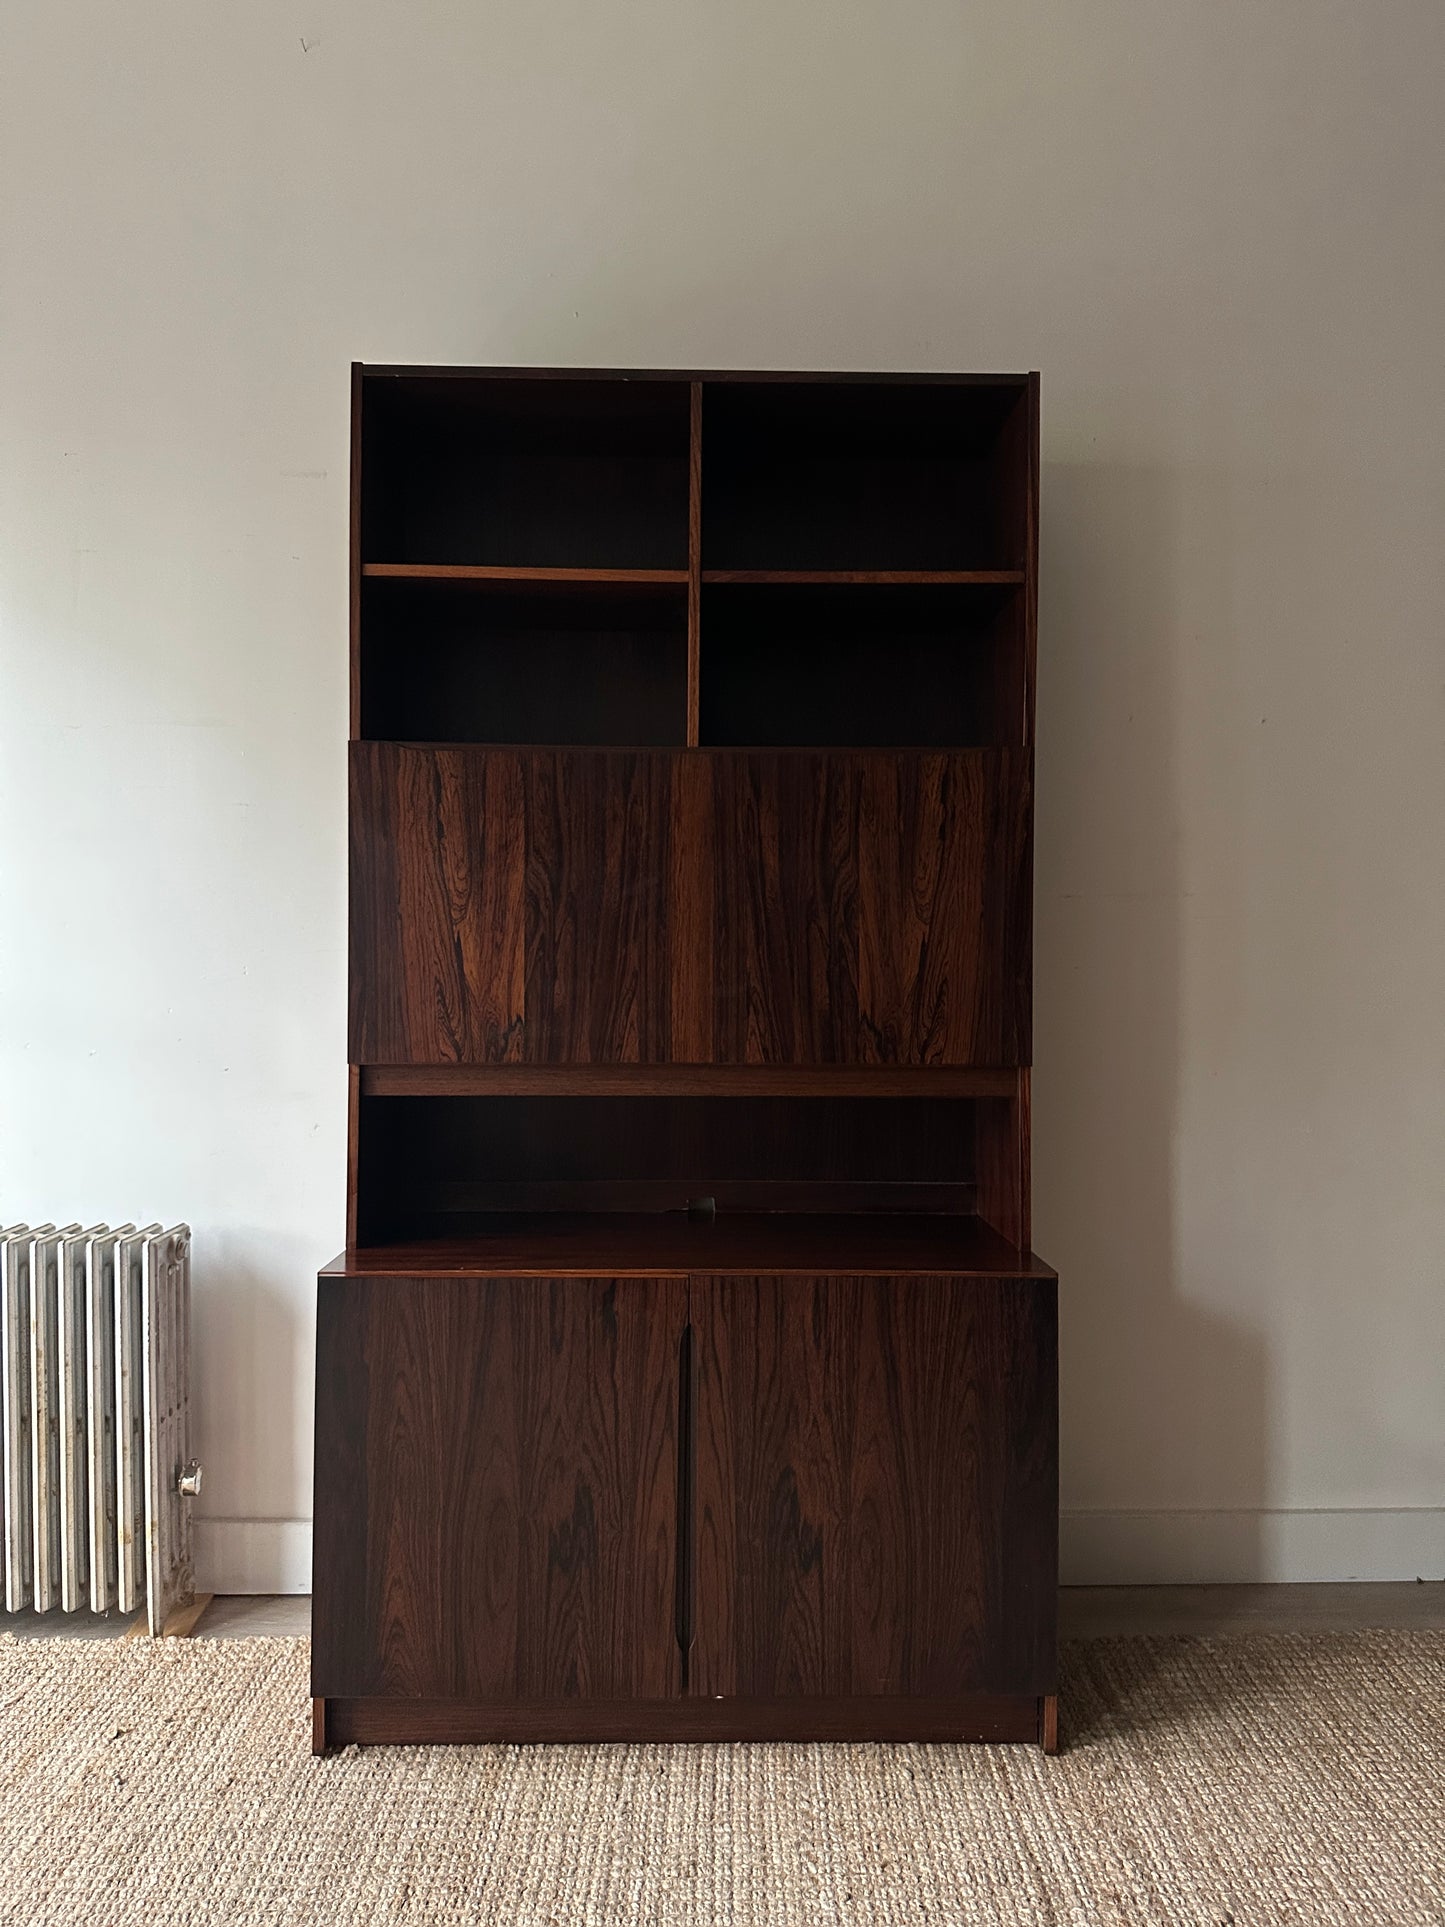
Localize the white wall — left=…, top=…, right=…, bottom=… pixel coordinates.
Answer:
left=2, top=1, right=1441, bottom=1591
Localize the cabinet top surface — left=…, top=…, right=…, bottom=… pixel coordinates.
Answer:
left=322, top=1213, right=1056, bottom=1280
left=357, top=363, right=1036, bottom=386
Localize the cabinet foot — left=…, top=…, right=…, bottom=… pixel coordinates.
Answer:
left=1038, top=1693, right=1058, bottom=1755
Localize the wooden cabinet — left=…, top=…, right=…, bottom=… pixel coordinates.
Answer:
left=314, top=366, right=1058, bottom=1754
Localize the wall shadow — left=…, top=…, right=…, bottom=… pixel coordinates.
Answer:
left=1033, top=459, right=1270, bottom=1641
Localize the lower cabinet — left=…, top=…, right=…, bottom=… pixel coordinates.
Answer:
left=312, top=1269, right=1057, bottom=1749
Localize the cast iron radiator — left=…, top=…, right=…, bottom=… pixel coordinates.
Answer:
left=0, top=1224, right=199, bottom=1633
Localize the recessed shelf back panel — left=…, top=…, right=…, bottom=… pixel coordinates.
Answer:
left=356, top=1093, right=983, bottom=1240
left=362, top=375, right=691, bottom=569
left=700, top=580, right=1023, bottom=747
left=702, top=379, right=1029, bottom=573
left=360, top=578, right=687, bottom=744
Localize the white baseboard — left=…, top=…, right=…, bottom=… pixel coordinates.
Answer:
left=195, top=1509, right=1445, bottom=1595
left=195, top=1518, right=311, bottom=1595
left=1061, top=1507, right=1445, bottom=1585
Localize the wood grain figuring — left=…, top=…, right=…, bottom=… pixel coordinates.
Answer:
left=713, top=752, right=1030, bottom=1065
left=524, top=751, right=672, bottom=1062
left=692, top=1275, right=1057, bottom=1698
left=350, top=744, right=526, bottom=1063
left=311, top=1274, right=684, bottom=1702
left=351, top=746, right=1030, bottom=1067
left=319, top=1690, right=1042, bottom=1749
left=667, top=753, right=714, bottom=1063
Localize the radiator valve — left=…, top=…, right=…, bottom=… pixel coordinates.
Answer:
left=177, top=1460, right=203, bottom=1498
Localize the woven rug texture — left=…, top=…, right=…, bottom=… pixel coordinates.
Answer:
left=0, top=1630, right=1441, bottom=1925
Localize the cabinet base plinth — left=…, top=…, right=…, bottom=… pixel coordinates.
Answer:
left=313, top=1691, right=1054, bottom=1752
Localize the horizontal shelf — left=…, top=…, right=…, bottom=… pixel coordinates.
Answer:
left=359, top=1065, right=1021, bottom=1098
left=701, top=569, right=1024, bottom=586
left=324, top=1212, right=1055, bottom=1279
left=362, top=564, right=687, bottom=587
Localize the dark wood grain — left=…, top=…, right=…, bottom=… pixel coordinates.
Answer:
left=320, top=1215, right=1056, bottom=1279
left=350, top=746, right=1030, bottom=1068
left=318, top=1690, right=1043, bottom=1749
left=350, top=743, right=526, bottom=1064
left=524, top=750, right=672, bottom=1062
left=711, top=751, right=1030, bottom=1064
left=692, top=1274, right=1057, bottom=1698
left=311, top=1273, right=684, bottom=1702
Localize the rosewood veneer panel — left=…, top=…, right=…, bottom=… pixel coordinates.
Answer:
left=691, top=1274, right=1057, bottom=1700
left=708, top=751, right=1030, bottom=1064
left=312, top=1273, right=685, bottom=1701
left=351, top=745, right=1030, bottom=1067
left=349, top=743, right=526, bottom=1064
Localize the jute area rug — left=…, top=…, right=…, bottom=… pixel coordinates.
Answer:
left=0, top=1631, right=1441, bottom=1925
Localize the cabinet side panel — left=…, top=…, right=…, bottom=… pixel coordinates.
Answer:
left=312, top=1276, right=373, bottom=1693
left=691, top=1274, right=1056, bottom=1699
left=313, top=1273, right=685, bottom=1701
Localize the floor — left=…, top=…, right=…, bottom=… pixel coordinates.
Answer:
left=6, top=1625, right=1444, bottom=1923
left=8, top=1581, right=1444, bottom=1641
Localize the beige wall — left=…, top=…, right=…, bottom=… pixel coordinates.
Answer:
left=2, top=2, right=1441, bottom=1587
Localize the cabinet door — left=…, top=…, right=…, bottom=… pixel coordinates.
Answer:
left=313, top=1273, right=686, bottom=1701
left=705, top=752, right=1031, bottom=1066
left=690, top=1274, right=1056, bottom=1699
left=350, top=744, right=672, bottom=1065
left=350, top=744, right=1029, bottom=1068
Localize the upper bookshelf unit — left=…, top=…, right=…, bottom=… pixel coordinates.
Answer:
left=352, top=368, right=1036, bottom=749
